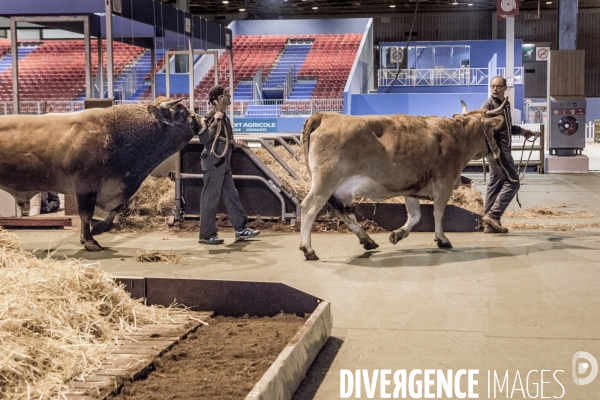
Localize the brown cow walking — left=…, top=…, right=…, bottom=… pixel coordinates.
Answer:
left=0, top=98, right=206, bottom=251
left=299, top=100, right=507, bottom=260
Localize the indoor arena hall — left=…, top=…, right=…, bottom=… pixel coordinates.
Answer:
left=1, top=0, right=599, bottom=399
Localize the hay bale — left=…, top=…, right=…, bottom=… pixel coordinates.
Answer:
left=0, top=228, right=181, bottom=398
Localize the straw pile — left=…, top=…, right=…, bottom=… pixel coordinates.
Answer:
left=252, top=144, right=485, bottom=215
left=115, top=176, right=175, bottom=231
left=135, top=250, right=184, bottom=264
left=0, top=228, right=178, bottom=399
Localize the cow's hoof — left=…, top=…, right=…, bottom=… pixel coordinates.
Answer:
left=84, top=241, right=104, bottom=252
left=389, top=229, right=408, bottom=245
left=300, top=246, right=319, bottom=261
left=362, top=241, right=379, bottom=250
left=435, top=239, right=453, bottom=249
left=91, top=221, right=112, bottom=235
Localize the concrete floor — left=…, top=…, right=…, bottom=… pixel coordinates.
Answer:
left=12, top=173, right=600, bottom=400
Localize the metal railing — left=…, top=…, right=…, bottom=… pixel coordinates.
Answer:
left=379, top=67, right=524, bottom=88
left=0, top=100, right=85, bottom=115
left=1, top=98, right=345, bottom=117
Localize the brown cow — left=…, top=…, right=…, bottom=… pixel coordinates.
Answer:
left=0, top=98, right=206, bottom=251
left=299, top=100, right=507, bottom=260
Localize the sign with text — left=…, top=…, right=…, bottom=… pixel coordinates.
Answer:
left=233, top=118, right=277, bottom=133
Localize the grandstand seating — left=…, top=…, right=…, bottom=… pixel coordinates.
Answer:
left=133, top=32, right=361, bottom=117
left=299, top=33, right=361, bottom=99
left=0, top=40, right=144, bottom=101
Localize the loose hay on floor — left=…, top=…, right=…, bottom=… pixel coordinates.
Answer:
left=0, top=228, right=184, bottom=399
left=505, top=221, right=600, bottom=231
left=135, top=250, right=184, bottom=264
left=504, top=205, right=596, bottom=219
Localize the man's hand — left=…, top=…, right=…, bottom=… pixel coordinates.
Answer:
left=233, top=139, right=244, bottom=148
left=523, top=129, right=534, bottom=139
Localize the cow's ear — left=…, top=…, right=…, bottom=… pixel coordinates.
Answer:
left=148, top=105, right=165, bottom=122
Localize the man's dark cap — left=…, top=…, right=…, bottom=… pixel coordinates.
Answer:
left=208, top=85, right=228, bottom=103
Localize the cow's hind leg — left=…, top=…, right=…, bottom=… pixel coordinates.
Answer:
left=300, top=190, right=331, bottom=261
left=390, top=196, right=421, bottom=245
left=433, top=186, right=453, bottom=249
left=91, top=205, right=123, bottom=236
left=77, top=192, right=103, bottom=252
left=329, top=196, right=378, bottom=251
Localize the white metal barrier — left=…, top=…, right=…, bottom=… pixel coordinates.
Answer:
left=379, top=67, right=524, bottom=88
left=585, top=121, right=595, bottom=143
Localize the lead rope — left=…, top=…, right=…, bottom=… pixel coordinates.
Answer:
left=471, top=117, right=541, bottom=208
left=210, top=118, right=230, bottom=158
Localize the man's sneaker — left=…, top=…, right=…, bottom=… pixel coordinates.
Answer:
left=198, top=236, right=224, bottom=245
left=482, top=215, right=508, bottom=233
left=235, top=228, right=260, bottom=241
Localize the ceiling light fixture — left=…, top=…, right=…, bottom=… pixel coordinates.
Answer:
left=390, top=4, right=396, bottom=7
left=468, top=2, right=473, bottom=5
left=451, top=1, right=458, bottom=4
left=239, top=8, right=245, bottom=11
left=222, top=0, right=228, bottom=3
left=313, top=6, right=318, bottom=9
left=546, top=1, right=552, bottom=3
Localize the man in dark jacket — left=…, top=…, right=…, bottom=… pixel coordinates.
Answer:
left=198, top=85, right=259, bottom=244
left=481, top=76, right=533, bottom=233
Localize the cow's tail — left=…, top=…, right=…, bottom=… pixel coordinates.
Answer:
left=301, top=113, right=324, bottom=177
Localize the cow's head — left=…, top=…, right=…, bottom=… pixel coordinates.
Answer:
left=457, top=99, right=506, bottom=160
left=147, top=98, right=207, bottom=136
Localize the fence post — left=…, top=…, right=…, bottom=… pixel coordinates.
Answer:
left=37, top=101, right=41, bottom=115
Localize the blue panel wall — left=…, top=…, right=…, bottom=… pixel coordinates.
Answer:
left=156, top=74, right=189, bottom=94
left=276, top=117, right=306, bottom=133
left=350, top=93, right=490, bottom=118
left=587, top=98, right=600, bottom=123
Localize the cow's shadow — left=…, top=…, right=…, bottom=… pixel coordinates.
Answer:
left=346, top=234, right=594, bottom=268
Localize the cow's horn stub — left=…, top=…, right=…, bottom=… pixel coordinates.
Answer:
left=159, top=98, right=184, bottom=109
left=460, top=100, right=468, bottom=116
left=485, top=97, right=508, bottom=116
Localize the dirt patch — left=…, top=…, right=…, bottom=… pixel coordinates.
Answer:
left=107, top=314, right=307, bottom=400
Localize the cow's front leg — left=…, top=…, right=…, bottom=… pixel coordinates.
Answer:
left=91, top=205, right=123, bottom=236
left=77, top=192, right=103, bottom=251
left=299, top=191, right=330, bottom=261
left=390, top=196, right=421, bottom=245
left=432, top=188, right=452, bottom=249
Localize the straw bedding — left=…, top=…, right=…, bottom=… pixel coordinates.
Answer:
left=0, top=228, right=180, bottom=399
left=114, top=177, right=175, bottom=232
